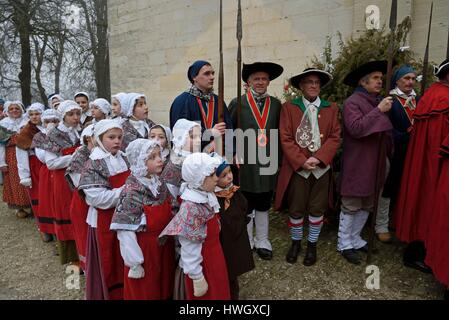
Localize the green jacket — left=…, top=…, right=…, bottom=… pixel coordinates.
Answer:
left=228, top=94, right=283, bottom=193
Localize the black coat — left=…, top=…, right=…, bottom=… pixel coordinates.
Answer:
left=217, top=190, right=255, bottom=280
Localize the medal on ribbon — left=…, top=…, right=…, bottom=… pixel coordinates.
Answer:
left=246, top=91, right=271, bottom=148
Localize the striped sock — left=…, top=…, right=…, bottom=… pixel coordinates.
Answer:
left=308, top=215, right=324, bottom=243
left=288, top=217, right=304, bottom=241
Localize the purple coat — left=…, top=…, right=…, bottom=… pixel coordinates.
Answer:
left=339, top=89, right=393, bottom=197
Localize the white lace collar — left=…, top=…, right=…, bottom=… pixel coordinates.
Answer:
left=136, top=174, right=161, bottom=198
left=180, top=184, right=220, bottom=213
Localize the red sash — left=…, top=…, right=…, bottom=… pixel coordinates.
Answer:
left=196, top=96, right=215, bottom=129
left=246, top=91, right=271, bottom=147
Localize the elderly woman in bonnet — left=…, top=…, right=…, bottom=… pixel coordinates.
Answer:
left=120, top=92, right=156, bottom=151
left=38, top=100, right=83, bottom=266
left=30, top=108, right=61, bottom=242
left=111, top=138, right=175, bottom=299
left=159, top=152, right=231, bottom=300
left=0, top=101, right=31, bottom=218
left=78, top=119, right=130, bottom=300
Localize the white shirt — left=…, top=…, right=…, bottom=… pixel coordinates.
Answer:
left=129, top=119, right=149, bottom=138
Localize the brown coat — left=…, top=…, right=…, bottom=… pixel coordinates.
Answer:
left=275, top=98, right=341, bottom=211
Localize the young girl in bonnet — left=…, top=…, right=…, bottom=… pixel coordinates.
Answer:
left=31, top=109, right=61, bottom=241
left=90, top=98, right=112, bottom=124
left=66, top=124, right=95, bottom=270
left=78, top=119, right=130, bottom=300
left=0, top=101, right=31, bottom=218
left=111, top=138, right=175, bottom=300
left=161, top=118, right=201, bottom=199
left=39, top=100, right=82, bottom=267
left=159, top=153, right=230, bottom=300
left=15, top=103, right=46, bottom=220
left=149, top=124, right=172, bottom=163
left=111, top=92, right=126, bottom=119
left=119, top=92, right=155, bottom=150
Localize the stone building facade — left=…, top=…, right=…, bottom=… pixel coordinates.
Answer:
left=108, top=0, right=449, bottom=124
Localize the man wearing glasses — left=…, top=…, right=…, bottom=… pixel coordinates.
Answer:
left=275, top=68, right=341, bottom=266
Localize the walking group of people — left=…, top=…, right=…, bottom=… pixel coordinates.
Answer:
left=0, top=56, right=448, bottom=300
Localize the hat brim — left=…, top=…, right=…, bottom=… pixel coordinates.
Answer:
left=435, top=59, right=449, bottom=79
left=242, top=62, right=284, bottom=83
left=344, top=60, right=388, bottom=87
left=290, top=69, right=333, bottom=89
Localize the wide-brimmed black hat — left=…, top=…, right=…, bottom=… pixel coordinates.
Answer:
left=242, top=62, right=283, bottom=83
left=290, top=68, right=333, bottom=89
left=434, top=58, right=449, bottom=79
left=343, top=60, right=388, bottom=87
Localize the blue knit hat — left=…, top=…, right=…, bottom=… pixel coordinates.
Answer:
left=209, top=152, right=230, bottom=177
left=391, top=65, right=416, bottom=89
left=187, top=60, right=211, bottom=84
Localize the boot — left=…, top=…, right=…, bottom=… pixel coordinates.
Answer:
left=16, top=209, right=29, bottom=219
left=286, top=240, right=301, bottom=264
left=303, top=241, right=317, bottom=266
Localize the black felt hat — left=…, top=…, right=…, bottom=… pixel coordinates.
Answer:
left=289, top=68, right=333, bottom=89
left=242, top=62, right=284, bottom=83
left=343, top=60, right=388, bottom=87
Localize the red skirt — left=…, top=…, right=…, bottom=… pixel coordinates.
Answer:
left=2, top=144, right=30, bottom=208
left=96, top=170, right=130, bottom=300
left=184, top=214, right=230, bottom=300
left=36, top=165, right=55, bottom=234
left=51, top=169, right=75, bottom=241
left=28, top=155, right=43, bottom=214
left=123, top=199, right=175, bottom=300
left=69, top=190, right=89, bottom=270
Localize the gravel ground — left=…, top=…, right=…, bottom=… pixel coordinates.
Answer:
left=0, top=188, right=444, bottom=300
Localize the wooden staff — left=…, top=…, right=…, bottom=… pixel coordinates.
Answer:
left=421, top=2, right=433, bottom=94
left=217, top=0, right=225, bottom=155
left=367, top=0, right=397, bottom=265
left=237, top=0, right=242, bottom=129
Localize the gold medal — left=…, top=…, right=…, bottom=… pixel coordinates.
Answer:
left=257, top=130, right=267, bottom=147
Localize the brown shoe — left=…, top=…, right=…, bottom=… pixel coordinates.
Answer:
left=377, top=232, right=392, bottom=243
left=15, top=209, right=29, bottom=219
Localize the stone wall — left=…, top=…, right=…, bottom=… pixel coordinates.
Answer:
left=108, top=0, right=449, bottom=125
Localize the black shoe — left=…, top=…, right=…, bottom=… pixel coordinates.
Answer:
left=341, top=249, right=361, bottom=265
left=256, top=248, right=273, bottom=260
left=356, top=244, right=378, bottom=254
left=303, top=241, right=317, bottom=267
left=286, top=240, right=301, bottom=264
left=403, top=260, right=433, bottom=274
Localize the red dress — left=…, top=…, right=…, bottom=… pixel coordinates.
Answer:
left=394, top=82, right=449, bottom=243
left=69, top=191, right=89, bottom=269
left=28, top=155, right=43, bottom=216
left=96, top=170, right=130, bottom=300
left=36, top=165, right=55, bottom=234
left=2, top=136, right=30, bottom=208
left=123, top=199, right=175, bottom=300
left=51, top=145, right=79, bottom=241
left=425, top=135, right=449, bottom=289
left=184, top=214, right=231, bottom=300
